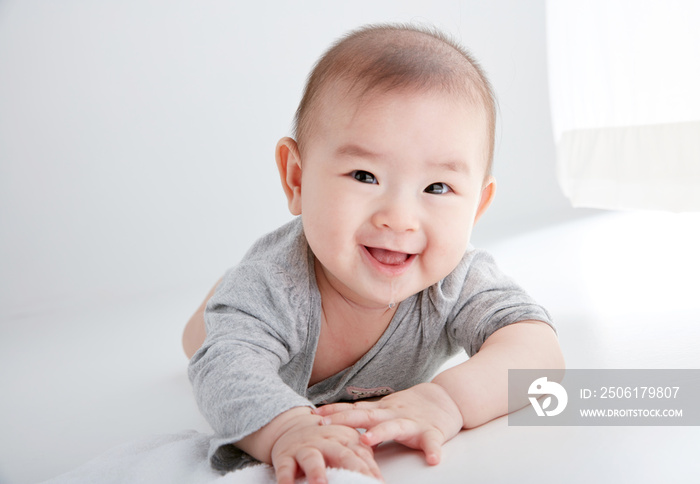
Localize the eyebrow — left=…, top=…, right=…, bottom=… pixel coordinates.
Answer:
left=334, top=144, right=380, bottom=159
left=335, top=143, right=470, bottom=175
left=427, top=159, right=470, bottom=175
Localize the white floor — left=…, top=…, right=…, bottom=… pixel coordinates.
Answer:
left=2, top=212, right=699, bottom=484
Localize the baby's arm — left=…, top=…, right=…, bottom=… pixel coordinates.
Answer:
left=431, top=320, right=564, bottom=427
left=316, top=320, right=563, bottom=463
left=188, top=270, right=383, bottom=484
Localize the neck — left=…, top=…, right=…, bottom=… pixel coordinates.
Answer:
left=314, top=259, right=397, bottom=333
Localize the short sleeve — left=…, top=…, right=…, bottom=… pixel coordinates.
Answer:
left=444, top=249, right=554, bottom=357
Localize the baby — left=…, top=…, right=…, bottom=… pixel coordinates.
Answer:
left=184, top=23, right=564, bottom=484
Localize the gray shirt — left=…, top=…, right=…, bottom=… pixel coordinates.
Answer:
left=188, top=217, right=553, bottom=471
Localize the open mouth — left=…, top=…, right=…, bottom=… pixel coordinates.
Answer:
left=365, top=247, right=410, bottom=265
left=363, top=246, right=417, bottom=274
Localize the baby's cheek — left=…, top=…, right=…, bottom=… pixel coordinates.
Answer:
left=431, top=242, right=466, bottom=278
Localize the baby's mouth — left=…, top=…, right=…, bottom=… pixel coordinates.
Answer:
left=365, top=246, right=412, bottom=265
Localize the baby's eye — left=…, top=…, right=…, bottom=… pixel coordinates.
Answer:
left=424, top=182, right=452, bottom=195
left=351, top=170, right=378, bottom=184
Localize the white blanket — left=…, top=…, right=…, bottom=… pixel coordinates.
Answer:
left=40, top=431, right=381, bottom=484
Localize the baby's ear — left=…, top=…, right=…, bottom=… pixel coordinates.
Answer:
left=474, top=176, right=496, bottom=223
left=275, top=137, right=303, bottom=215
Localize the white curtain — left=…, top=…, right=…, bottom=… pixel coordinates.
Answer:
left=546, top=0, right=700, bottom=212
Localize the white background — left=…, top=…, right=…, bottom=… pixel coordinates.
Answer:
left=2, top=2, right=700, bottom=483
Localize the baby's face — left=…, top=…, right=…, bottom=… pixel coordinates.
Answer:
left=296, top=87, right=493, bottom=309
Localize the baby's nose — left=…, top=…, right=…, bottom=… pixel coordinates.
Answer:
left=371, top=194, right=420, bottom=232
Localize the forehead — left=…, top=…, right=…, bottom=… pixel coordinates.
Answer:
left=310, top=84, right=491, bottom=174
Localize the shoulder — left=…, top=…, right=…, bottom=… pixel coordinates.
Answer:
left=206, top=218, right=317, bottom=347
left=429, top=246, right=554, bottom=356
left=241, top=217, right=308, bottom=266
left=427, top=245, right=505, bottom=306
left=227, top=217, right=309, bottom=280
left=213, top=217, right=314, bottom=313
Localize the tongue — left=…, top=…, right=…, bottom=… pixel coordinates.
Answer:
left=367, top=247, right=409, bottom=265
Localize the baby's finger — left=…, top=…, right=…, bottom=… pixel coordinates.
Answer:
left=361, top=418, right=419, bottom=447
left=357, top=451, right=385, bottom=483
left=324, top=442, right=384, bottom=483
left=419, top=429, right=444, bottom=466
left=335, top=447, right=379, bottom=479
left=320, top=407, right=391, bottom=429
left=313, top=403, right=351, bottom=416
left=295, top=447, right=328, bottom=484
left=274, top=455, right=299, bottom=484
left=314, top=401, right=375, bottom=416
left=361, top=450, right=385, bottom=482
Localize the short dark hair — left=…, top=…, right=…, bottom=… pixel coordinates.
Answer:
left=293, top=23, right=497, bottom=174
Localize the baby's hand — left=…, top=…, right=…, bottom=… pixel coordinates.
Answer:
left=271, top=412, right=383, bottom=484
left=314, top=383, right=463, bottom=466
